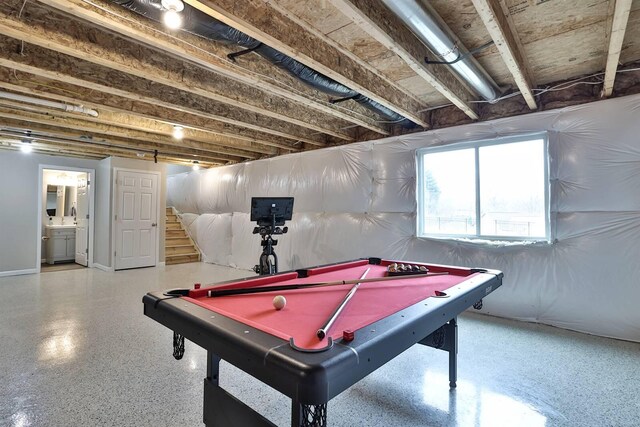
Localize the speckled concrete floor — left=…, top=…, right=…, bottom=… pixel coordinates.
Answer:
left=1, top=263, right=639, bottom=427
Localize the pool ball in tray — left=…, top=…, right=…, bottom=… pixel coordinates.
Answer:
left=386, top=263, right=429, bottom=276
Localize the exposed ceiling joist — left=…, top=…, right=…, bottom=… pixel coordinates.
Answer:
left=328, top=0, right=478, bottom=120
left=602, top=0, right=633, bottom=97
left=0, top=135, right=219, bottom=167
left=0, top=69, right=289, bottom=155
left=0, top=136, right=220, bottom=166
left=0, top=114, right=236, bottom=164
left=0, top=41, right=311, bottom=151
left=0, top=99, right=256, bottom=161
left=470, top=0, right=537, bottom=109
left=35, top=0, right=390, bottom=137
left=184, top=0, right=430, bottom=128
left=0, top=1, right=340, bottom=145
left=0, top=139, right=102, bottom=160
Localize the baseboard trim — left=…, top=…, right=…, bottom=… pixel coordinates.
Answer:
left=157, top=262, right=166, bottom=267
left=94, top=263, right=113, bottom=272
left=0, top=268, right=38, bottom=277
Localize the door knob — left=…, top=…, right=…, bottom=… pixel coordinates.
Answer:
left=151, top=223, right=157, bottom=227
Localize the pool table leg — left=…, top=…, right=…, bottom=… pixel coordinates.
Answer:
left=203, top=351, right=277, bottom=427
left=291, top=400, right=327, bottom=427
left=446, top=317, right=458, bottom=388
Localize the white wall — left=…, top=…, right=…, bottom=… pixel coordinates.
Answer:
left=167, top=94, right=640, bottom=343
left=166, top=164, right=193, bottom=176
left=0, top=151, right=98, bottom=275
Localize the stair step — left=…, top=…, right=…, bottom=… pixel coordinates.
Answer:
left=164, top=206, right=200, bottom=265
left=166, top=230, right=187, bottom=238
left=166, top=245, right=199, bottom=255
left=166, top=237, right=191, bottom=245
left=165, top=253, right=200, bottom=265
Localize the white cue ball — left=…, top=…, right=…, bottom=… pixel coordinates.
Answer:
left=272, top=295, right=287, bottom=310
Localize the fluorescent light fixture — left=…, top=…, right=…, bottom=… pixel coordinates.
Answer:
left=162, top=0, right=184, bottom=29
left=172, top=125, right=184, bottom=140
left=192, top=161, right=200, bottom=171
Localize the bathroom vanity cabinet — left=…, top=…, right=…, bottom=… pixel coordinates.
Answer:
left=45, top=226, right=76, bottom=264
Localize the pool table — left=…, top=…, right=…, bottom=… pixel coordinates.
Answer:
left=143, top=258, right=503, bottom=427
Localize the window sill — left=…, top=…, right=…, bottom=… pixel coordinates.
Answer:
left=417, top=235, right=554, bottom=247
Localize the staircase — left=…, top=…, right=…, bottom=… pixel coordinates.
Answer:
left=165, top=207, right=201, bottom=265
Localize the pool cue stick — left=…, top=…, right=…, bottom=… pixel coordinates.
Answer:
left=206, top=272, right=449, bottom=297
left=316, top=268, right=370, bottom=340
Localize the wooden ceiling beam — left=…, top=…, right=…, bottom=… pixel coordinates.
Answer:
left=0, top=40, right=308, bottom=151
left=0, top=137, right=138, bottom=161
left=470, top=0, right=537, bottom=109
left=0, top=115, right=235, bottom=164
left=0, top=139, right=104, bottom=160
left=602, top=0, right=633, bottom=97
left=0, top=69, right=285, bottom=156
left=0, top=98, right=259, bottom=160
left=0, top=0, right=352, bottom=142
left=0, top=39, right=324, bottom=149
left=35, top=0, right=389, bottom=136
left=328, top=0, right=478, bottom=120
left=184, top=0, right=430, bottom=127
left=0, top=105, right=247, bottom=163
left=0, top=138, right=220, bottom=166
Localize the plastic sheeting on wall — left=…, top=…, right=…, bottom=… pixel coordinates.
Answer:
left=168, top=94, right=640, bottom=343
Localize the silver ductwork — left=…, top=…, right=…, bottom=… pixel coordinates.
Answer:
left=381, top=0, right=502, bottom=101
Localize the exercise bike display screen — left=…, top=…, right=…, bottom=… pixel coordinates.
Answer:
left=251, top=197, right=294, bottom=226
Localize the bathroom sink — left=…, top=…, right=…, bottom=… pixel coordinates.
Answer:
left=46, top=224, right=76, bottom=229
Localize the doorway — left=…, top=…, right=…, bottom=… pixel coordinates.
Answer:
left=113, top=169, right=160, bottom=270
left=38, top=166, right=95, bottom=273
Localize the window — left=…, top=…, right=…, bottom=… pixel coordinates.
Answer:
left=417, top=133, right=550, bottom=242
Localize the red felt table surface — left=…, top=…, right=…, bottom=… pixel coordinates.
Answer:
left=185, top=262, right=476, bottom=350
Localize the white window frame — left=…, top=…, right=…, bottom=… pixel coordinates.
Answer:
left=416, top=132, right=550, bottom=242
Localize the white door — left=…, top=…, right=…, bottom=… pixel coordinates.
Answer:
left=115, top=170, right=158, bottom=270
left=75, top=175, right=89, bottom=266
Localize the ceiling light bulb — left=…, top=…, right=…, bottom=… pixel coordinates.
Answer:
left=172, top=125, right=184, bottom=140
left=163, top=8, right=182, bottom=29
left=20, top=143, right=32, bottom=153
left=192, top=162, right=200, bottom=171
left=161, top=0, right=184, bottom=11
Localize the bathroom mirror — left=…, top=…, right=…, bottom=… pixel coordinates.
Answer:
left=46, top=185, right=75, bottom=216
